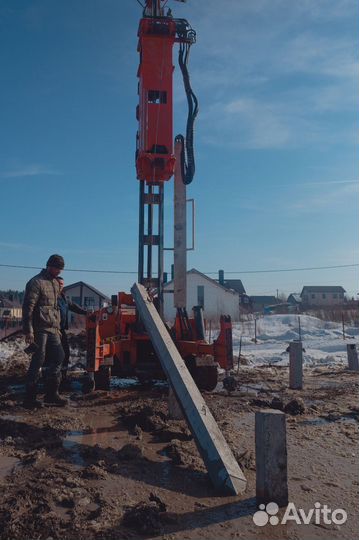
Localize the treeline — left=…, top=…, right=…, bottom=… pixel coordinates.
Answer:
left=0, top=290, right=24, bottom=304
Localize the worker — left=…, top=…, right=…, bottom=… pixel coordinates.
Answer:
left=56, top=276, right=87, bottom=390
left=22, top=254, right=67, bottom=408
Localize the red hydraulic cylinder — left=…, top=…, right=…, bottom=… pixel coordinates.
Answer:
left=136, top=16, right=176, bottom=183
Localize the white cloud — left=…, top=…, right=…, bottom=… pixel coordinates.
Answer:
left=0, top=241, right=41, bottom=252
left=277, top=33, right=358, bottom=79
left=289, top=182, right=359, bottom=212
left=199, top=93, right=349, bottom=150
left=183, top=0, right=358, bottom=149
left=0, top=165, right=63, bottom=179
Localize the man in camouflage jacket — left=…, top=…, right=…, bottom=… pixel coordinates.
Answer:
left=22, top=254, right=66, bottom=408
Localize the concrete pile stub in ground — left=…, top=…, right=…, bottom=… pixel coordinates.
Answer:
left=289, top=340, right=303, bottom=390
left=131, top=282, right=247, bottom=496
left=347, top=343, right=359, bottom=372
left=255, top=409, right=288, bottom=507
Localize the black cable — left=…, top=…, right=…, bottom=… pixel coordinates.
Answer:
left=205, top=264, right=359, bottom=275
left=0, top=264, right=137, bottom=274
left=0, top=263, right=357, bottom=275
left=178, top=39, right=199, bottom=185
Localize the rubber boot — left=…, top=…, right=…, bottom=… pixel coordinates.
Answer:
left=44, top=376, right=67, bottom=407
left=59, top=370, right=72, bottom=393
left=23, top=383, right=43, bottom=409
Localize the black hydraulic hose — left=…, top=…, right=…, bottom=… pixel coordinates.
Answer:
left=178, top=43, right=198, bottom=185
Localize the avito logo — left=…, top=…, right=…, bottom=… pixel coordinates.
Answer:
left=253, top=502, right=347, bottom=526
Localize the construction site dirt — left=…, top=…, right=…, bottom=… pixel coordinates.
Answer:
left=0, top=333, right=358, bottom=540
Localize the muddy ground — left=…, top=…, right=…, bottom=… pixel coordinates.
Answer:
left=0, top=334, right=358, bottom=540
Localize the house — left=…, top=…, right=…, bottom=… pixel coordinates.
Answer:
left=163, top=268, right=241, bottom=322
left=250, top=296, right=279, bottom=313
left=217, top=270, right=250, bottom=307
left=287, top=293, right=302, bottom=306
left=63, top=281, right=110, bottom=311
left=0, top=297, right=22, bottom=319
left=0, top=297, right=22, bottom=338
left=300, top=286, right=346, bottom=307
left=221, top=279, right=245, bottom=294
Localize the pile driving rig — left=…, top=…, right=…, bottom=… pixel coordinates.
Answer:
left=85, top=0, right=233, bottom=392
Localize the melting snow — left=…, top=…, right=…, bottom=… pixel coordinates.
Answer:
left=232, top=314, right=358, bottom=367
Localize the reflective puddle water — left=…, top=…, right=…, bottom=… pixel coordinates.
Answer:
left=110, top=378, right=140, bottom=389
left=8, top=384, right=25, bottom=394
left=110, top=377, right=167, bottom=389
left=300, top=415, right=357, bottom=426
left=62, top=414, right=128, bottom=467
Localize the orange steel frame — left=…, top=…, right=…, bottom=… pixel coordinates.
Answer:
left=86, top=293, right=233, bottom=376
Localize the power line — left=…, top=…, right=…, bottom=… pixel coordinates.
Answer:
left=0, top=264, right=136, bottom=274
left=205, top=264, right=359, bottom=275
left=0, top=263, right=358, bottom=275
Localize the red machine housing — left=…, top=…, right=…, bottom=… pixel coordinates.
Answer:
left=136, top=17, right=176, bottom=183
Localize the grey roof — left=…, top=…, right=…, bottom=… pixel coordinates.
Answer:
left=222, top=279, right=246, bottom=294
left=287, top=293, right=302, bottom=303
left=63, top=281, right=110, bottom=300
left=164, top=268, right=239, bottom=295
left=301, top=286, right=345, bottom=295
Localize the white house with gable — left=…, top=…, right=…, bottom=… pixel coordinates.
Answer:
left=163, top=268, right=241, bottom=322
left=63, top=281, right=110, bottom=310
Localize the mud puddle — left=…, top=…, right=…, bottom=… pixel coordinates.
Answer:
left=110, top=377, right=168, bottom=390
left=110, top=377, right=141, bottom=389
left=238, top=383, right=272, bottom=395
left=299, top=414, right=358, bottom=426
left=8, top=383, right=25, bottom=394
left=0, top=413, right=23, bottom=422
left=215, top=382, right=272, bottom=396
left=62, top=414, right=128, bottom=467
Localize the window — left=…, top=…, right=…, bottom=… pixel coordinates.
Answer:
left=197, top=286, right=204, bottom=307
left=311, top=294, right=315, bottom=299
left=148, top=90, right=167, bottom=104
left=71, top=296, right=81, bottom=305
left=322, top=294, right=326, bottom=299
left=84, top=297, right=95, bottom=307
left=333, top=293, right=337, bottom=299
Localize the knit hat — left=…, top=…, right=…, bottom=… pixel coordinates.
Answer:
left=46, top=254, right=65, bottom=269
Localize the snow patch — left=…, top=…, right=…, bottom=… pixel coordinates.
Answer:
left=232, top=314, right=358, bottom=367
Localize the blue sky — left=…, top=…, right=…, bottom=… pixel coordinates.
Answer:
left=0, top=0, right=358, bottom=297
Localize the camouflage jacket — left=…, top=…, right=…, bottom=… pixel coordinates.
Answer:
left=22, top=269, right=61, bottom=335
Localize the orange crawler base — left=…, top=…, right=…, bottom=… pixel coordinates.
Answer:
left=86, top=292, right=234, bottom=392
